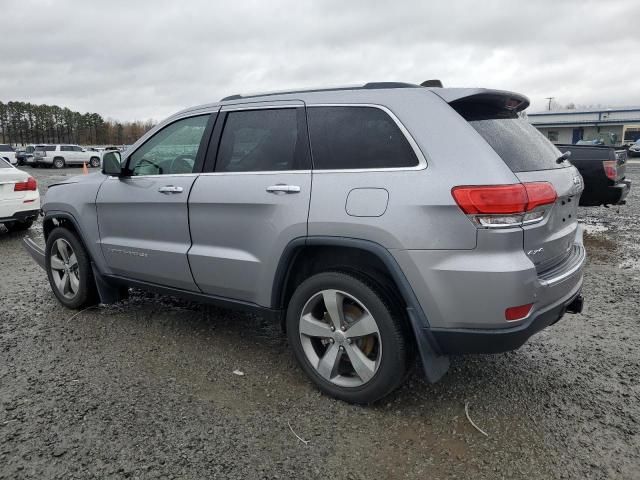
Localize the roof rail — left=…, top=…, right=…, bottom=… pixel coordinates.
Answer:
left=220, top=82, right=421, bottom=102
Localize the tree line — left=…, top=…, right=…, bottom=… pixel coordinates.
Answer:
left=0, top=101, right=155, bottom=147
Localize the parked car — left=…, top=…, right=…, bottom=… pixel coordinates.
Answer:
left=628, top=140, right=640, bottom=157
left=24, top=82, right=586, bottom=403
left=33, top=144, right=102, bottom=168
left=0, top=158, right=40, bottom=232
left=15, top=145, right=37, bottom=166
left=557, top=144, right=631, bottom=206
left=576, top=139, right=605, bottom=146
left=0, top=144, right=18, bottom=165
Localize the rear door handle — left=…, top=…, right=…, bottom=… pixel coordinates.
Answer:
left=266, top=184, right=301, bottom=194
left=158, top=185, right=184, bottom=194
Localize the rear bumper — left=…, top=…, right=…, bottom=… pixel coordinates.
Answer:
left=430, top=284, right=583, bottom=354
left=23, top=237, right=46, bottom=269
left=580, top=180, right=631, bottom=206
left=0, top=208, right=40, bottom=224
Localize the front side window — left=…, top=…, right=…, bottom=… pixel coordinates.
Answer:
left=307, top=106, right=419, bottom=170
left=128, top=115, right=209, bottom=176
left=73, top=145, right=83, bottom=152
left=215, top=108, right=307, bottom=172
left=547, top=131, right=559, bottom=142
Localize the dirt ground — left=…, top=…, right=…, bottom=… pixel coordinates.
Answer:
left=1, top=164, right=639, bottom=479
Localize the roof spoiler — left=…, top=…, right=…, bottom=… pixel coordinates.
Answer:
left=434, top=88, right=530, bottom=113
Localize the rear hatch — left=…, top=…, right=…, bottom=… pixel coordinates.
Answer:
left=449, top=93, right=582, bottom=270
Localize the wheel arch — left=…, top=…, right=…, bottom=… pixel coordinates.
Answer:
left=272, top=236, right=450, bottom=383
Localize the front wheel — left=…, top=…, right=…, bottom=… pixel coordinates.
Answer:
left=45, top=227, right=98, bottom=309
left=286, top=271, right=408, bottom=404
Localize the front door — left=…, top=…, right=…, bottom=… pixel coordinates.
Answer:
left=96, top=113, right=214, bottom=290
left=188, top=104, right=312, bottom=306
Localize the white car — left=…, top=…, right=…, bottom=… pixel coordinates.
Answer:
left=0, top=144, right=18, bottom=165
left=0, top=158, right=40, bottom=232
left=33, top=144, right=102, bottom=169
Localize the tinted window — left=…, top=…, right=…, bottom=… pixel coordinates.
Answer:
left=61, top=146, right=73, bottom=152
left=215, top=109, right=307, bottom=172
left=73, top=146, right=83, bottom=152
left=307, top=106, right=418, bottom=170
left=128, top=115, right=209, bottom=176
left=0, top=144, right=14, bottom=152
left=468, top=117, right=565, bottom=172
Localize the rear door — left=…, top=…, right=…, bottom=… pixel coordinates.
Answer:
left=96, top=112, right=216, bottom=290
left=467, top=116, right=582, bottom=269
left=188, top=102, right=312, bottom=306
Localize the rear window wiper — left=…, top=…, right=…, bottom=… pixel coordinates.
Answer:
left=556, top=151, right=571, bottom=164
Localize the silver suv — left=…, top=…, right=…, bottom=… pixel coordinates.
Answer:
left=24, top=82, right=586, bottom=403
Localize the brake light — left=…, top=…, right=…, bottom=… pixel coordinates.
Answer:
left=14, top=177, right=37, bottom=191
left=451, top=182, right=556, bottom=228
left=505, top=303, right=533, bottom=321
left=603, top=160, right=617, bottom=181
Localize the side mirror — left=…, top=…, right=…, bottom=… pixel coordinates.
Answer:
left=102, top=151, right=123, bottom=176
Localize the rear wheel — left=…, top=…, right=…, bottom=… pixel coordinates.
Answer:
left=45, top=227, right=98, bottom=309
left=89, top=157, right=100, bottom=168
left=286, top=271, right=408, bottom=404
left=53, top=157, right=65, bottom=169
left=4, top=219, right=34, bottom=232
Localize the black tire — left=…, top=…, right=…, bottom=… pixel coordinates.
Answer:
left=5, top=219, right=33, bottom=232
left=89, top=157, right=100, bottom=168
left=53, top=157, right=65, bottom=169
left=286, top=271, right=408, bottom=404
left=45, top=227, right=98, bottom=309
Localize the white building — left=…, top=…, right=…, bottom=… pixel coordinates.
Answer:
left=528, top=107, right=640, bottom=146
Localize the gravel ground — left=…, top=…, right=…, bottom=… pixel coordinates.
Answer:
left=1, top=164, right=639, bottom=479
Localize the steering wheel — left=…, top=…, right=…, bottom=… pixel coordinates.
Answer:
left=169, top=155, right=196, bottom=174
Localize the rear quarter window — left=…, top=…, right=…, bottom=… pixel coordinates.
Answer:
left=307, top=106, right=418, bottom=170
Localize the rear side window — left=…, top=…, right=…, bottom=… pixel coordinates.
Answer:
left=215, top=108, right=309, bottom=172
left=61, top=146, right=73, bottom=152
left=307, top=106, right=418, bottom=170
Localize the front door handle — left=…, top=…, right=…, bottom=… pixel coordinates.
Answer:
left=158, top=185, right=184, bottom=194
left=266, top=184, right=301, bottom=194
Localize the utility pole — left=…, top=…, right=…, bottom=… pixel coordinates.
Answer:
left=545, top=97, right=555, bottom=111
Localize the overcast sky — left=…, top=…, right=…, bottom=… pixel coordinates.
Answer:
left=2, top=0, right=639, bottom=122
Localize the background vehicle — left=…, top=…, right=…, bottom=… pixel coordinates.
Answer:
left=628, top=140, right=640, bottom=157
left=558, top=144, right=631, bottom=206
left=576, top=138, right=605, bottom=146
left=0, top=144, right=18, bottom=165
left=0, top=158, right=39, bottom=232
left=15, top=145, right=37, bottom=165
left=24, top=83, right=586, bottom=403
left=34, top=144, right=102, bottom=168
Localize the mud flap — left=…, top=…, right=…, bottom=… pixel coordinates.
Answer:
left=91, top=263, right=128, bottom=304
left=406, top=307, right=450, bottom=383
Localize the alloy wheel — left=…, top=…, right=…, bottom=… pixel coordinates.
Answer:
left=49, top=238, right=80, bottom=299
left=299, top=289, right=382, bottom=388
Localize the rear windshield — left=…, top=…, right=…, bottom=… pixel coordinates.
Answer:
left=0, top=144, right=14, bottom=152
left=0, top=158, right=10, bottom=168
left=468, top=117, right=565, bottom=172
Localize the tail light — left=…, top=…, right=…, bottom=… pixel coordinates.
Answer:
left=14, top=177, right=37, bottom=191
left=603, top=160, right=617, bottom=181
left=451, top=182, right=557, bottom=228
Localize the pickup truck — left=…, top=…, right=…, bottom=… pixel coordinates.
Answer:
left=557, top=144, right=631, bottom=206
